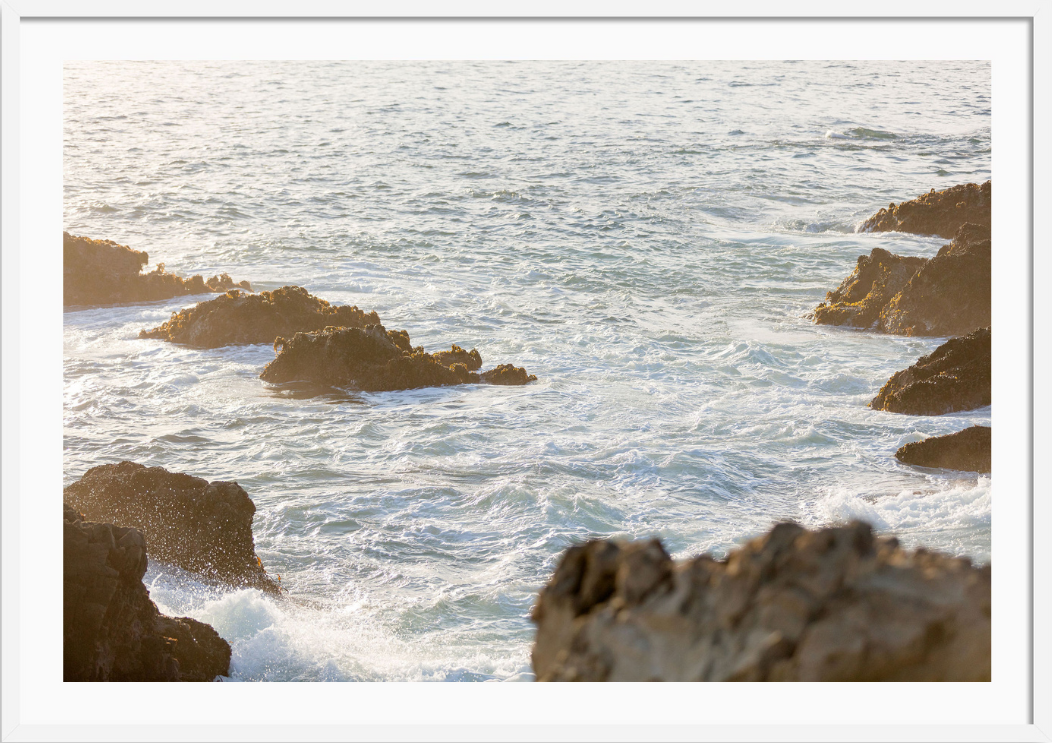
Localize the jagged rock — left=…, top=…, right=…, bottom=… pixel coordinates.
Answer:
left=64, top=504, right=231, bottom=681
left=63, top=232, right=250, bottom=307
left=433, top=344, right=482, bottom=371
left=860, top=181, right=991, bottom=238
left=532, top=522, right=990, bottom=681
left=871, top=327, right=990, bottom=414
left=139, top=285, right=381, bottom=349
left=813, top=223, right=989, bottom=337
left=64, top=462, right=280, bottom=595
left=259, top=324, right=536, bottom=391
left=896, top=426, right=991, bottom=473
left=812, top=248, right=926, bottom=329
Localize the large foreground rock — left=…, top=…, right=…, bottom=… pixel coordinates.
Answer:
left=64, top=232, right=250, bottom=307
left=259, top=324, right=537, bottom=392
left=64, top=462, right=280, bottom=595
left=139, top=285, right=381, bottom=349
left=895, top=426, right=991, bottom=473
left=871, top=327, right=990, bottom=414
left=813, top=223, right=990, bottom=337
left=532, top=522, right=990, bottom=681
left=860, top=180, right=991, bottom=238
left=64, top=504, right=231, bottom=681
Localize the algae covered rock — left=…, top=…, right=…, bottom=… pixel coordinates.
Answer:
left=64, top=462, right=280, bottom=595
left=860, top=180, right=991, bottom=238
left=813, top=223, right=989, bottom=337
left=64, top=504, right=231, bottom=681
left=139, top=285, right=381, bottom=349
left=871, top=327, right=990, bottom=415
left=895, top=426, right=991, bottom=473
left=532, top=522, right=990, bottom=681
left=260, top=324, right=536, bottom=392
left=64, top=231, right=250, bottom=307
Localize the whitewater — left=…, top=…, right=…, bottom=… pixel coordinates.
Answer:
left=63, top=60, right=991, bottom=681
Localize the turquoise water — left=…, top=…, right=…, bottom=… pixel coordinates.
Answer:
left=63, top=61, right=991, bottom=681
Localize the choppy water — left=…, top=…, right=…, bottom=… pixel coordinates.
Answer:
left=63, top=61, right=991, bottom=681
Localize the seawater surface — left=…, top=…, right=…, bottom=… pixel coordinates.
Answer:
left=63, top=61, right=992, bottom=681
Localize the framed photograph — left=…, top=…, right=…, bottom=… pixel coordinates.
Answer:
left=2, top=4, right=1047, bottom=742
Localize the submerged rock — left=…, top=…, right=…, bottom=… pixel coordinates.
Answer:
left=139, top=285, right=381, bottom=349
left=64, top=232, right=250, bottom=307
left=64, top=461, right=280, bottom=595
left=895, top=426, right=991, bottom=473
left=64, top=504, right=231, bottom=681
left=871, top=327, right=990, bottom=414
left=813, top=223, right=989, bottom=337
left=532, top=522, right=990, bottom=681
left=860, top=180, right=991, bottom=238
left=259, top=324, right=536, bottom=391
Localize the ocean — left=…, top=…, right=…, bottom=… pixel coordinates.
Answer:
left=63, top=60, right=991, bottom=681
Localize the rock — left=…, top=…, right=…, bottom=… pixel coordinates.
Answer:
left=433, top=344, right=482, bottom=371
left=64, top=461, right=280, bottom=595
left=532, top=522, right=990, bottom=681
left=860, top=180, right=991, bottom=238
left=138, top=285, right=381, bottom=349
left=63, top=232, right=250, bottom=307
left=871, top=327, right=990, bottom=414
left=64, top=504, right=231, bottom=681
left=813, top=223, right=990, bottom=337
left=259, top=324, right=536, bottom=391
left=812, top=248, right=926, bottom=329
left=895, top=426, right=991, bottom=473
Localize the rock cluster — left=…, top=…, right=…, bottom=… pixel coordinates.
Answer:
left=860, top=180, right=991, bottom=239
left=64, top=461, right=280, bottom=595
left=64, top=232, right=250, bottom=307
left=64, top=504, right=231, bottom=681
left=814, top=223, right=990, bottom=337
left=871, top=327, right=990, bottom=415
left=259, top=324, right=537, bottom=391
left=532, top=521, right=990, bottom=681
left=895, top=426, right=991, bottom=473
left=139, top=285, right=381, bottom=349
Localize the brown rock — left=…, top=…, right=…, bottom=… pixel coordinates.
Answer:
left=433, top=344, right=483, bottom=371
left=871, top=327, right=990, bottom=414
left=895, top=426, right=991, bottom=473
left=139, top=285, right=381, bottom=349
left=813, top=223, right=989, bottom=337
left=860, top=181, right=990, bottom=238
left=259, top=324, right=536, bottom=392
left=63, top=232, right=250, bottom=307
left=532, top=522, right=990, bottom=681
left=64, top=462, right=280, bottom=595
left=64, top=504, right=231, bottom=681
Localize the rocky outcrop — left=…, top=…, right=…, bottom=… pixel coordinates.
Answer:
left=895, top=426, right=991, bottom=473
left=860, top=180, right=991, bottom=238
left=64, top=462, right=280, bottom=595
left=871, top=327, right=990, bottom=414
left=64, top=232, right=250, bottom=307
left=64, top=504, right=231, bottom=681
left=532, top=522, right=990, bottom=681
left=139, top=285, right=381, bottom=349
left=813, top=223, right=990, bottom=337
left=259, top=324, right=537, bottom=391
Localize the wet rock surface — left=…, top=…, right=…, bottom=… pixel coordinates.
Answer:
left=259, top=324, right=536, bottom=391
left=64, top=504, right=231, bottom=681
left=860, top=180, right=991, bottom=238
left=871, top=327, right=990, bottom=415
left=64, top=232, right=250, bottom=307
left=813, top=223, right=990, bottom=337
left=532, top=521, right=990, bottom=681
left=895, top=426, right=991, bottom=473
left=139, top=285, right=381, bottom=349
left=64, top=461, right=280, bottom=595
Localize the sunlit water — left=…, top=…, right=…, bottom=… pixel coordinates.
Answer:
left=63, top=61, right=991, bottom=681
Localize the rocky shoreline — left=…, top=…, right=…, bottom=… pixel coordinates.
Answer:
left=896, top=426, right=991, bottom=473
left=64, top=232, right=250, bottom=307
